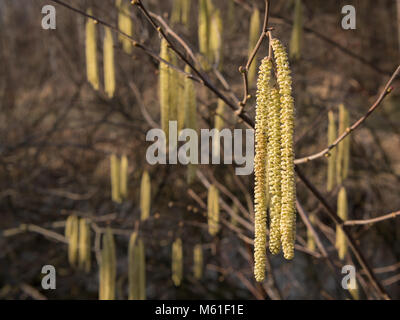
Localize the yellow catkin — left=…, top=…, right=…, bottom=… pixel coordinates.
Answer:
left=177, top=71, right=186, bottom=133
left=85, top=8, right=99, bottom=90
left=184, top=65, right=198, bottom=184
left=140, top=170, right=151, bottom=221
left=172, top=238, right=183, bottom=286
left=129, top=234, right=146, bottom=300
left=193, top=244, right=203, bottom=280
left=78, top=218, right=91, bottom=273
left=168, top=52, right=179, bottom=126
left=210, top=9, right=223, bottom=69
left=349, top=283, right=359, bottom=300
left=207, top=184, right=220, bottom=236
left=290, top=0, right=303, bottom=60
left=337, top=104, right=350, bottom=184
left=272, top=38, right=296, bottom=260
left=307, top=213, right=316, bottom=251
left=110, top=154, right=121, bottom=203
left=99, top=228, right=116, bottom=300
left=198, top=0, right=211, bottom=69
left=267, top=88, right=283, bottom=256
left=159, top=39, right=171, bottom=142
left=117, top=0, right=133, bottom=54
left=327, top=111, right=337, bottom=191
left=248, top=8, right=261, bottom=87
left=119, top=154, right=128, bottom=200
left=254, top=58, right=271, bottom=281
left=65, top=215, right=79, bottom=268
left=181, top=0, right=191, bottom=26
left=171, top=0, right=182, bottom=24
left=103, top=27, right=116, bottom=98
left=336, top=187, right=348, bottom=260
left=212, top=99, right=226, bottom=161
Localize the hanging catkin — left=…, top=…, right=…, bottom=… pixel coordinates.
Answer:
left=207, top=184, right=220, bottom=236
left=78, top=218, right=91, bottom=273
left=248, top=8, right=261, bottom=87
left=254, top=57, right=271, bottom=282
left=168, top=54, right=179, bottom=126
left=184, top=65, right=198, bottom=184
left=159, top=39, right=171, bottom=142
left=267, top=88, right=283, bottom=256
left=85, top=8, right=99, bottom=90
left=103, top=27, right=116, bottom=98
left=181, top=0, right=191, bottom=26
left=335, top=187, right=348, bottom=260
left=99, top=228, right=116, bottom=300
left=337, top=104, right=350, bottom=184
left=116, top=0, right=133, bottom=54
left=198, top=0, right=211, bottom=69
left=110, top=154, right=121, bottom=203
left=290, top=0, right=303, bottom=60
left=129, top=234, right=146, bottom=300
left=171, top=0, right=182, bottom=24
left=210, top=9, right=223, bottom=69
left=212, top=99, right=226, bottom=161
left=140, top=170, right=151, bottom=221
left=177, top=71, right=186, bottom=132
left=172, top=238, right=183, bottom=286
left=327, top=111, right=337, bottom=191
left=119, top=154, right=128, bottom=200
left=306, top=213, right=316, bottom=251
left=65, top=215, right=79, bottom=268
left=193, top=244, right=203, bottom=280
left=271, top=38, right=296, bottom=260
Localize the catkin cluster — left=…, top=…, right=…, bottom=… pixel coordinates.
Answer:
left=129, top=233, right=146, bottom=300
left=110, top=154, right=128, bottom=203
left=99, top=228, right=116, bottom=300
left=207, top=184, right=220, bottom=236
left=254, top=38, right=297, bottom=282
left=172, top=238, right=183, bottom=287
left=193, top=244, right=203, bottom=280
left=140, top=170, right=151, bottom=221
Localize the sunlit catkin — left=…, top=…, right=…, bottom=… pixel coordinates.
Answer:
left=110, top=154, right=121, bottom=203
left=103, top=27, right=116, bottom=98
left=85, top=9, right=99, bottom=90
left=117, top=0, right=133, bottom=54
left=267, top=88, right=283, bottom=256
left=336, top=187, right=348, bottom=260
left=65, top=215, right=79, bottom=268
left=327, top=111, right=337, bottom=191
left=290, top=0, right=303, bottom=60
left=181, top=0, right=191, bottom=26
left=272, top=38, right=296, bottom=260
left=172, top=238, right=183, bottom=286
left=198, top=0, right=211, bottom=69
left=193, top=244, right=203, bottom=280
left=254, top=57, right=271, bottom=282
left=184, top=65, right=198, bottom=184
left=78, top=218, right=91, bottom=273
left=248, top=8, right=261, bottom=87
left=129, top=234, right=146, bottom=300
left=210, top=9, right=223, bottom=69
left=159, top=39, right=171, bottom=142
left=99, top=228, right=116, bottom=300
left=119, top=154, right=128, bottom=200
left=140, top=170, right=151, bottom=221
left=207, top=184, right=220, bottom=236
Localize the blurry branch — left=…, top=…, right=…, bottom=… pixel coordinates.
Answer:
left=295, top=167, right=391, bottom=300
left=295, top=65, right=400, bottom=164
left=19, top=283, right=47, bottom=300
left=1, top=224, right=67, bottom=243
left=344, top=210, right=400, bottom=226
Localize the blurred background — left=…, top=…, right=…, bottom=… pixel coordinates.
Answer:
left=0, top=0, right=399, bottom=300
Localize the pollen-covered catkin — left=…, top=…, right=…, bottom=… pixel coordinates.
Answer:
left=210, top=9, right=223, bottom=69
left=336, top=187, right=348, bottom=260
left=103, top=27, right=115, bottom=98
left=271, top=38, right=296, bottom=260
left=119, top=154, right=128, bottom=200
left=85, top=9, right=99, bottom=90
left=78, top=218, right=91, bottom=273
left=99, top=227, right=116, bottom=300
left=290, top=0, right=303, bottom=60
left=129, top=234, right=146, bottom=300
left=327, top=111, right=337, bottom=191
left=193, top=244, right=203, bottom=280
left=254, top=57, right=272, bottom=282
left=116, top=0, right=133, bottom=54
left=65, top=215, right=79, bottom=268
left=140, top=170, right=151, bottom=221
left=267, top=88, right=283, bottom=256
left=172, top=238, right=183, bottom=286
left=159, top=39, right=171, bottom=142
left=110, top=154, right=121, bottom=203
left=207, top=184, right=220, bottom=236
left=248, top=8, right=261, bottom=86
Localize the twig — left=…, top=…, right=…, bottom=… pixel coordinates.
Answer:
left=344, top=210, right=400, bottom=226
